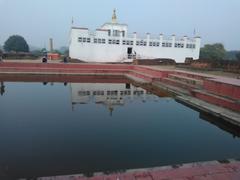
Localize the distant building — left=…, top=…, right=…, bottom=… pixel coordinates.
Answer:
left=69, top=9, right=201, bottom=63
left=47, top=53, right=60, bottom=60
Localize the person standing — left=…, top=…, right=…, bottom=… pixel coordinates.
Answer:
left=42, top=55, right=48, bottom=63
left=63, top=56, right=68, bottom=63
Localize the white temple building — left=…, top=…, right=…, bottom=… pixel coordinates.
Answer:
left=69, top=10, right=201, bottom=63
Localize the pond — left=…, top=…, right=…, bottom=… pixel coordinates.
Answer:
left=0, top=76, right=240, bottom=179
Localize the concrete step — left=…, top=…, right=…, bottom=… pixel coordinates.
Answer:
left=168, top=74, right=203, bottom=87
left=130, top=70, right=163, bottom=81
left=203, top=78, right=240, bottom=101
left=133, top=66, right=169, bottom=78
left=127, top=71, right=154, bottom=82
left=153, top=81, right=191, bottom=96
left=192, top=89, right=240, bottom=112
left=162, top=78, right=200, bottom=90
left=176, top=95, right=240, bottom=126
left=172, top=71, right=206, bottom=80
left=125, top=74, right=150, bottom=84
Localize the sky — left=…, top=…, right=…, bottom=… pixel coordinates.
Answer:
left=0, top=0, right=239, bottom=50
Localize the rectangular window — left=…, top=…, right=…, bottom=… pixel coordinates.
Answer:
left=102, top=39, right=106, bottom=44
left=78, top=91, right=90, bottom=96
left=108, top=39, right=112, bottom=44
left=98, top=39, right=101, bottom=43
left=87, top=38, right=91, bottom=43
left=187, top=44, right=196, bottom=49
left=94, top=38, right=97, bottom=43
left=78, top=37, right=82, bottom=42
left=120, top=91, right=124, bottom=96
left=113, top=30, right=117, bottom=36
left=162, top=42, right=171, bottom=47
left=175, top=43, right=184, bottom=48
left=116, top=40, right=120, bottom=44
left=123, top=40, right=126, bottom=45
left=130, top=41, right=133, bottom=45
left=83, top=38, right=86, bottom=42
left=149, top=42, right=153, bottom=46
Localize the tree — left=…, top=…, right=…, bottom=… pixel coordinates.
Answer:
left=4, top=35, right=29, bottom=52
left=200, top=43, right=226, bottom=61
left=236, top=52, right=240, bottom=61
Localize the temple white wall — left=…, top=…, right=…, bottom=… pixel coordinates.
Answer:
left=69, top=11, right=201, bottom=63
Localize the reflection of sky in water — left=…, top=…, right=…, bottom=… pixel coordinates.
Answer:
left=0, top=82, right=240, bottom=179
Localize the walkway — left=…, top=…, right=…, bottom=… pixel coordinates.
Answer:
left=37, top=160, right=240, bottom=180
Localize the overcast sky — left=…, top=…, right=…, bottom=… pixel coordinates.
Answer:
left=0, top=0, right=239, bottom=50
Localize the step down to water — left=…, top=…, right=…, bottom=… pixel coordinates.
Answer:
left=176, top=95, right=240, bottom=126
left=153, top=81, right=190, bottom=96
left=169, top=74, right=203, bottom=86
left=125, top=74, right=150, bottom=84
left=192, top=89, right=240, bottom=112
left=129, top=70, right=163, bottom=81
left=193, top=89, right=239, bottom=104
left=162, top=78, right=201, bottom=90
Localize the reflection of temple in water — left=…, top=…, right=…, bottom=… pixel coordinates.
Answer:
left=70, top=83, right=159, bottom=114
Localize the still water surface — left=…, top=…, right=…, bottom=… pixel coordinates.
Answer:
left=0, top=81, right=240, bottom=179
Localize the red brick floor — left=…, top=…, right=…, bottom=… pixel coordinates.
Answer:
left=38, top=160, right=240, bottom=180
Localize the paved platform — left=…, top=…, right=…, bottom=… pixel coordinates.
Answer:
left=36, top=160, right=240, bottom=180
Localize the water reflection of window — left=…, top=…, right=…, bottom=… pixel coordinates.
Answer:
left=123, top=90, right=131, bottom=95
left=78, top=91, right=90, bottom=96
left=93, top=91, right=104, bottom=95
left=134, top=90, right=144, bottom=95
left=120, top=91, right=124, bottom=96
left=107, top=91, right=118, bottom=95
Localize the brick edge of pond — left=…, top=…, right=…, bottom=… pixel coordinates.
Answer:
left=35, top=159, right=240, bottom=180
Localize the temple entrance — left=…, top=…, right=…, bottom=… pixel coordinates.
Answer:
left=127, top=47, right=132, bottom=59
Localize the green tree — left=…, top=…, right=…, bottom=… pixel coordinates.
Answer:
left=4, top=35, right=29, bottom=52
left=200, top=43, right=226, bottom=61
left=236, top=51, right=240, bottom=61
